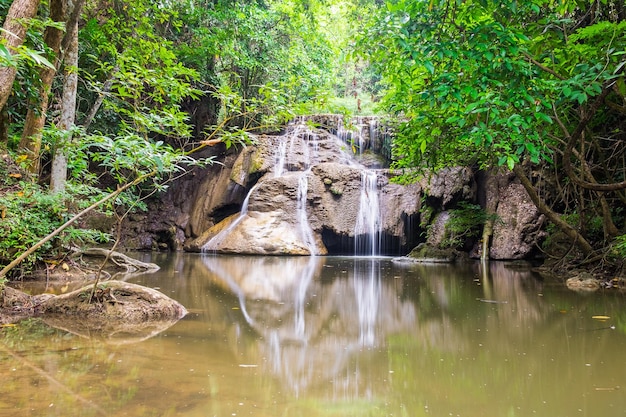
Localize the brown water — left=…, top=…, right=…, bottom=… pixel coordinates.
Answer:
left=2, top=254, right=626, bottom=417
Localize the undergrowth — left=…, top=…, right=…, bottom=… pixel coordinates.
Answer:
left=0, top=155, right=111, bottom=279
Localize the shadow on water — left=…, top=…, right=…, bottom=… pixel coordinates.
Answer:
left=2, top=253, right=626, bottom=416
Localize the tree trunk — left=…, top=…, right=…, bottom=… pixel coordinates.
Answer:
left=0, top=106, right=8, bottom=149
left=81, top=66, right=119, bottom=131
left=0, top=0, right=42, bottom=114
left=17, top=0, right=66, bottom=174
left=480, top=170, right=500, bottom=261
left=50, top=0, right=83, bottom=193
left=513, top=165, right=594, bottom=256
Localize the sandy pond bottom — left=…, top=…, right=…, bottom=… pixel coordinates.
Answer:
left=1, top=253, right=626, bottom=417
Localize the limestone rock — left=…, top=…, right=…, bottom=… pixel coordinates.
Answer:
left=419, top=167, right=475, bottom=207
left=566, top=273, right=601, bottom=292
left=400, top=243, right=465, bottom=263
left=187, top=120, right=421, bottom=255
left=490, top=181, right=545, bottom=260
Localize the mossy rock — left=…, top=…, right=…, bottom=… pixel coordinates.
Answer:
left=329, top=185, right=343, bottom=195
left=403, top=243, right=465, bottom=263
left=566, top=272, right=601, bottom=292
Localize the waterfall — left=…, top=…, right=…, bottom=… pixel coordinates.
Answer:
left=354, top=170, right=382, bottom=256
left=279, top=121, right=319, bottom=255
left=297, top=172, right=318, bottom=255
left=202, top=183, right=259, bottom=252
left=198, top=115, right=402, bottom=255
left=274, top=138, right=288, bottom=177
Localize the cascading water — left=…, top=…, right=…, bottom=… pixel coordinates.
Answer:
left=296, top=172, right=317, bottom=255
left=354, top=170, right=382, bottom=256
left=204, top=119, right=322, bottom=255
left=196, top=114, right=405, bottom=256
left=274, top=138, right=288, bottom=178
left=202, top=183, right=260, bottom=252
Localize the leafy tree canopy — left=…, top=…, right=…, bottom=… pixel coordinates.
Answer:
left=358, top=0, right=626, bottom=178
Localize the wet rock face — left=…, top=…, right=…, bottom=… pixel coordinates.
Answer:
left=184, top=117, right=422, bottom=255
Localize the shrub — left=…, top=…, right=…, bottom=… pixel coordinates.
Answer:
left=0, top=180, right=110, bottom=278
left=442, top=202, right=494, bottom=248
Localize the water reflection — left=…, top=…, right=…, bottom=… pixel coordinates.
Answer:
left=2, top=254, right=626, bottom=417
left=197, top=256, right=406, bottom=397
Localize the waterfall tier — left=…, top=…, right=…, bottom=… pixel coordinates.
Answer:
left=186, top=115, right=421, bottom=256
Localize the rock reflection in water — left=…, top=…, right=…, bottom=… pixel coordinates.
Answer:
left=198, top=255, right=554, bottom=401
left=199, top=255, right=417, bottom=397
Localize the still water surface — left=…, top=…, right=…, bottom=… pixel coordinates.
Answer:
left=2, top=254, right=626, bottom=417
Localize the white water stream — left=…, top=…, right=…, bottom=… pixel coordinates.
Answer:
left=354, top=170, right=382, bottom=256
left=202, top=182, right=261, bottom=252
left=296, top=172, right=317, bottom=255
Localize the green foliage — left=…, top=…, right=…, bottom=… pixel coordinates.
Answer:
left=169, top=0, right=361, bottom=125
left=0, top=37, right=54, bottom=69
left=77, top=0, right=201, bottom=139
left=0, top=178, right=110, bottom=277
left=357, top=0, right=626, bottom=176
left=441, top=203, right=493, bottom=249
left=612, top=235, right=626, bottom=258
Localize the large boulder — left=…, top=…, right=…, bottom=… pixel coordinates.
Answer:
left=1, top=281, right=187, bottom=342
left=489, top=175, right=546, bottom=260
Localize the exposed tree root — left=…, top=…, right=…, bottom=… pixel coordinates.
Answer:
left=75, top=248, right=160, bottom=273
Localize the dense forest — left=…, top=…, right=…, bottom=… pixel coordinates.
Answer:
left=1, top=0, right=625, bottom=281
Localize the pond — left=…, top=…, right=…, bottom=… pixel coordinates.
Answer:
left=2, top=253, right=626, bottom=417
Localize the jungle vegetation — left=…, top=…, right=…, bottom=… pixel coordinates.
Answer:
left=358, top=0, right=626, bottom=274
left=0, top=0, right=625, bottom=280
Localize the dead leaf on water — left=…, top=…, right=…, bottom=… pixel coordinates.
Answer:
left=592, top=315, right=610, bottom=321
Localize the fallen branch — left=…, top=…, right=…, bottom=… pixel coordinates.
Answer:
left=78, top=248, right=159, bottom=272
